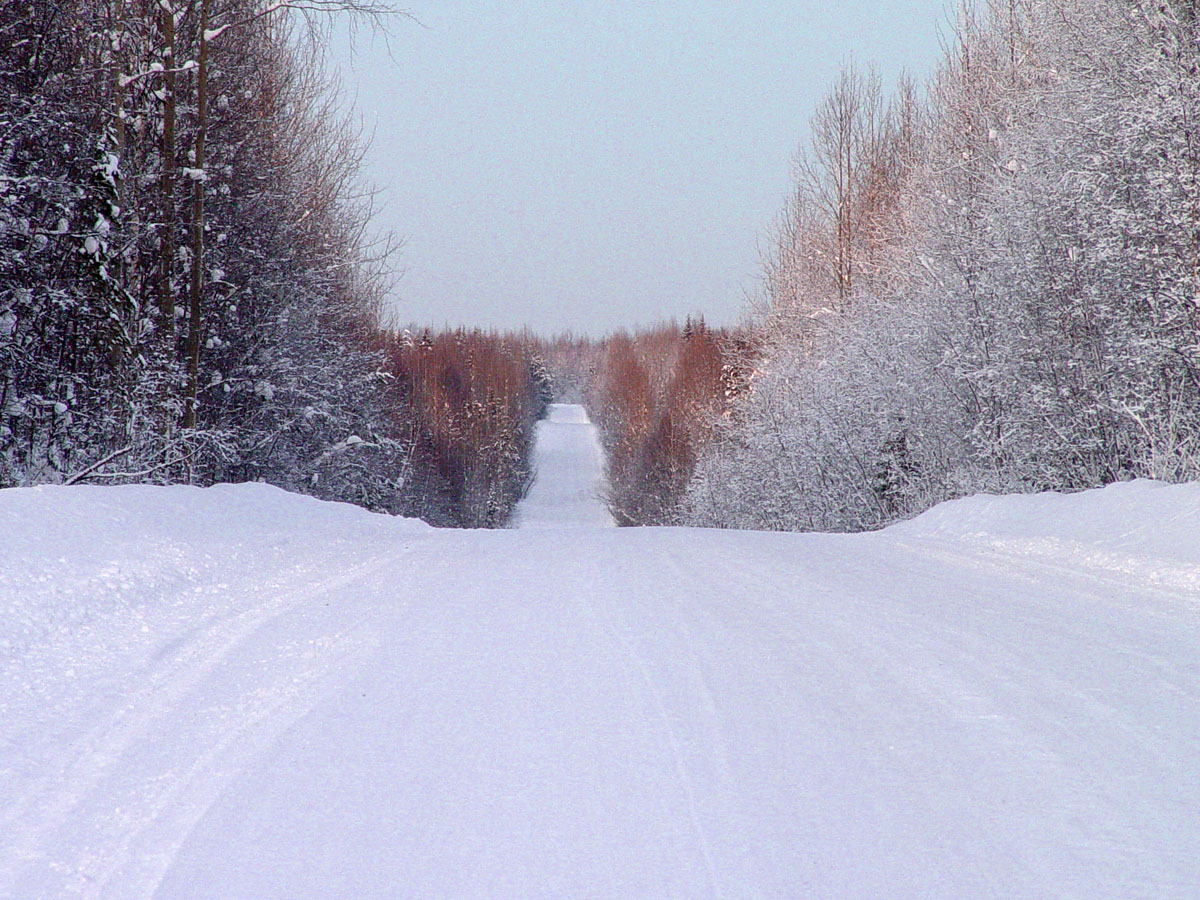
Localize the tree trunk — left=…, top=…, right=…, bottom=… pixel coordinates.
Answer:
left=183, top=0, right=212, bottom=430
left=159, top=1, right=177, bottom=332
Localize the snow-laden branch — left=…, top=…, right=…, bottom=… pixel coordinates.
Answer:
left=202, top=0, right=402, bottom=45
left=118, top=60, right=197, bottom=88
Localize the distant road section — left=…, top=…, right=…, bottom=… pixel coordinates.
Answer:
left=513, top=403, right=614, bottom=528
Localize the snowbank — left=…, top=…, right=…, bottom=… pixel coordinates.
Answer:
left=1, top=482, right=425, bottom=645
left=0, top=483, right=427, bottom=792
left=890, top=479, right=1200, bottom=594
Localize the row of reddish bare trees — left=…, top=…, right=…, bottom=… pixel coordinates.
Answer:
left=579, top=319, right=749, bottom=525
left=383, top=329, right=551, bottom=527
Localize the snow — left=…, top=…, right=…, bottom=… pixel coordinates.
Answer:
left=2, top=421, right=1199, bottom=899
left=512, top=403, right=613, bottom=528
left=891, top=479, right=1200, bottom=593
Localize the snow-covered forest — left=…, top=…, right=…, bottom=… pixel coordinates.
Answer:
left=1, top=0, right=410, bottom=502
left=685, top=0, right=1200, bottom=531
left=0, top=0, right=558, bottom=526
left=7, top=0, right=1198, bottom=530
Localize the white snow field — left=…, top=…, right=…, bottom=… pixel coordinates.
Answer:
left=2, top=405, right=1199, bottom=900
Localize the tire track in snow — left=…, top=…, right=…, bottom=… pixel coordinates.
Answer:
left=99, top=621, right=380, bottom=900
left=0, top=551, right=402, bottom=899
left=577, top=543, right=723, bottom=900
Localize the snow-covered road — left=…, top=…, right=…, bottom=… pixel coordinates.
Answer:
left=512, top=403, right=613, bottom=528
left=2, top=405, right=1199, bottom=899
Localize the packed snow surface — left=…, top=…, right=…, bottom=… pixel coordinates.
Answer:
left=2, top=409, right=1199, bottom=899
left=512, top=403, right=613, bottom=528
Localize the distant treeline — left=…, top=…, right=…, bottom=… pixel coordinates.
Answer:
left=386, top=329, right=550, bottom=528
left=536, top=321, right=752, bottom=525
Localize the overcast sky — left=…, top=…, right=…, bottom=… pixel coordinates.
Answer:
left=329, top=2, right=949, bottom=336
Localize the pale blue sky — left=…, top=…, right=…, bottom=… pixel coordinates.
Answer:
left=330, top=2, right=949, bottom=335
